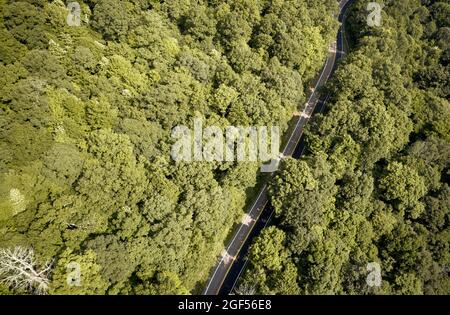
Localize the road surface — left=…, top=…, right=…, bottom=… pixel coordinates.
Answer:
left=203, top=0, right=354, bottom=295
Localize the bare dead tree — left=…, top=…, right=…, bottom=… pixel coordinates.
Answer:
left=231, top=282, right=257, bottom=295
left=0, top=246, right=52, bottom=295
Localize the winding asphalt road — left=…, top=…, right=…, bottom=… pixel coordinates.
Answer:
left=203, top=0, right=354, bottom=295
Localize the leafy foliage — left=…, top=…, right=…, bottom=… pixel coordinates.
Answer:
left=0, top=0, right=338, bottom=294
left=242, top=0, right=449, bottom=295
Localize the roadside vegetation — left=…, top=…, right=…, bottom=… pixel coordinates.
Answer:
left=240, top=0, right=449, bottom=295
left=0, top=0, right=339, bottom=294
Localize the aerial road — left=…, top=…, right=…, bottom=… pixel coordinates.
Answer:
left=203, top=0, right=354, bottom=295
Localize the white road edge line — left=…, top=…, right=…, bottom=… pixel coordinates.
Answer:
left=283, top=49, right=331, bottom=155
left=204, top=0, right=350, bottom=295
left=229, top=91, right=334, bottom=293
left=203, top=184, right=267, bottom=294
left=229, top=210, right=275, bottom=293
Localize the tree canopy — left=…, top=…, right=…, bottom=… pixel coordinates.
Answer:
left=241, top=0, right=449, bottom=295
left=0, top=0, right=339, bottom=294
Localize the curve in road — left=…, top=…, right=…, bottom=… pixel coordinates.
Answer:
left=203, top=0, right=354, bottom=295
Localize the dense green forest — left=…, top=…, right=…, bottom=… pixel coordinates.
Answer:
left=0, top=0, right=340, bottom=294
left=240, top=0, right=450, bottom=294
